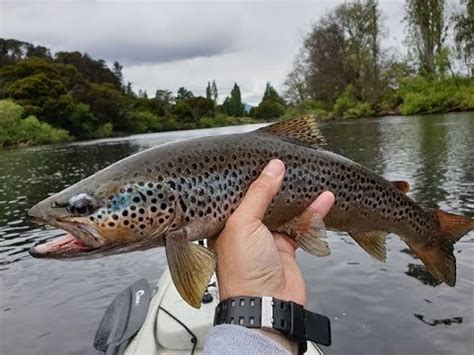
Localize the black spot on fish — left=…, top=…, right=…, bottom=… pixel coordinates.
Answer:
left=179, top=199, right=187, bottom=213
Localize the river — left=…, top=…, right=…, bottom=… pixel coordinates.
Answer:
left=0, top=112, right=473, bottom=354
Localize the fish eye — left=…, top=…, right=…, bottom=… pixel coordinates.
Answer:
left=66, top=193, right=95, bottom=215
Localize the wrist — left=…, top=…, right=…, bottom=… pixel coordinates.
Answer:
left=213, top=296, right=331, bottom=352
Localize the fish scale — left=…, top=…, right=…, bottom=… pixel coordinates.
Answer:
left=28, top=115, right=474, bottom=308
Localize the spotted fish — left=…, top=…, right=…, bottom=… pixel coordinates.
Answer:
left=28, top=116, right=474, bottom=307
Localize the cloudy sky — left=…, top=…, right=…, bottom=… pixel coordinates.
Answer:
left=1, top=0, right=408, bottom=105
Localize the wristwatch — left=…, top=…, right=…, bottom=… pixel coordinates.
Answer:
left=213, top=296, right=331, bottom=353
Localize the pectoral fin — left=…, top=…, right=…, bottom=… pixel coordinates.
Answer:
left=349, top=231, right=388, bottom=262
left=279, top=208, right=330, bottom=256
left=165, top=236, right=216, bottom=308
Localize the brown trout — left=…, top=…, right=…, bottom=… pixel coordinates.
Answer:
left=28, top=116, right=474, bottom=307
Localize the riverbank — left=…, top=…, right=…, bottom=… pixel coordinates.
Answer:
left=0, top=99, right=259, bottom=149
left=2, top=75, right=473, bottom=149
left=286, top=76, right=474, bottom=120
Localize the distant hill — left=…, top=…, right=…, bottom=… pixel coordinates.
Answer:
left=244, top=103, right=254, bottom=114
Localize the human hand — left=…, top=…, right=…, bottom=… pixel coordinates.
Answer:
left=212, top=159, right=335, bottom=306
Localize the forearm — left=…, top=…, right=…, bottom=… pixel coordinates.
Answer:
left=253, top=328, right=299, bottom=354
left=203, top=324, right=297, bottom=355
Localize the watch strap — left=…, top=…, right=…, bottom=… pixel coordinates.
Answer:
left=213, top=296, right=331, bottom=347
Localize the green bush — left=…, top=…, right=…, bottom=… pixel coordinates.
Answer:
left=333, top=86, right=374, bottom=119
left=93, top=122, right=114, bottom=138
left=399, top=76, right=474, bottom=115
left=130, top=111, right=162, bottom=133
left=68, top=103, right=98, bottom=138
left=198, top=114, right=229, bottom=128
left=0, top=100, right=70, bottom=147
left=344, top=101, right=374, bottom=119
left=253, top=99, right=286, bottom=119
left=160, top=114, right=181, bottom=131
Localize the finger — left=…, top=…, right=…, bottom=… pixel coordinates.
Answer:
left=233, top=159, right=285, bottom=222
left=308, top=190, right=335, bottom=218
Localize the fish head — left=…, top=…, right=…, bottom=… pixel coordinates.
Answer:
left=28, top=179, right=179, bottom=258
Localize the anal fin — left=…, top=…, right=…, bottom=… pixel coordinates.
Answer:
left=349, top=231, right=388, bottom=262
left=279, top=208, right=330, bottom=256
left=165, top=235, right=216, bottom=308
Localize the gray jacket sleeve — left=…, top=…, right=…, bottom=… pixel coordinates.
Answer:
left=203, top=324, right=290, bottom=355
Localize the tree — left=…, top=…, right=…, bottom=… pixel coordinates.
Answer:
left=0, top=38, right=52, bottom=66
left=154, top=89, right=174, bottom=115
left=211, top=80, right=218, bottom=103
left=138, top=89, right=148, bottom=98
left=112, top=61, right=123, bottom=86
left=3, top=73, right=74, bottom=126
left=81, top=83, right=130, bottom=131
left=284, top=47, right=309, bottom=104
left=172, top=100, right=193, bottom=122
left=262, top=82, right=285, bottom=105
left=176, top=87, right=194, bottom=100
left=253, top=100, right=285, bottom=120
left=452, top=0, right=473, bottom=77
left=126, top=82, right=135, bottom=97
left=222, top=83, right=245, bottom=117
left=285, top=1, right=383, bottom=106
left=404, top=0, right=449, bottom=76
left=206, top=81, right=212, bottom=100
left=55, top=51, right=122, bottom=88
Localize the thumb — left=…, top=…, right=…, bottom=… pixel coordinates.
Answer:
left=232, top=159, right=285, bottom=222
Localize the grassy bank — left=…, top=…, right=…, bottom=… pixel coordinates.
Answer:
left=286, top=76, right=474, bottom=120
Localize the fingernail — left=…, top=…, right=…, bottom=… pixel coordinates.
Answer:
left=263, top=160, right=283, bottom=177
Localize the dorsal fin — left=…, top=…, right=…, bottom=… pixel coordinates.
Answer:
left=258, top=115, right=328, bottom=147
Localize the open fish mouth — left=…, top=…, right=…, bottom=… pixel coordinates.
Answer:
left=29, top=220, right=104, bottom=258
left=29, top=233, right=97, bottom=258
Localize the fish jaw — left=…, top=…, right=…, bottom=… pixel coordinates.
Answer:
left=28, top=215, right=106, bottom=258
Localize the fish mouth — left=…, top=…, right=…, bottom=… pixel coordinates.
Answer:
left=29, top=218, right=105, bottom=259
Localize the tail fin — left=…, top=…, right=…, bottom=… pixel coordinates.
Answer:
left=405, top=209, right=474, bottom=287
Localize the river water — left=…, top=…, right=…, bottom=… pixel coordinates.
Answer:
left=0, top=112, right=473, bottom=354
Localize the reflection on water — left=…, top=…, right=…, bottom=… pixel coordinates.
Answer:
left=414, top=314, right=463, bottom=327
left=0, top=112, right=473, bottom=355
left=406, top=263, right=442, bottom=287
